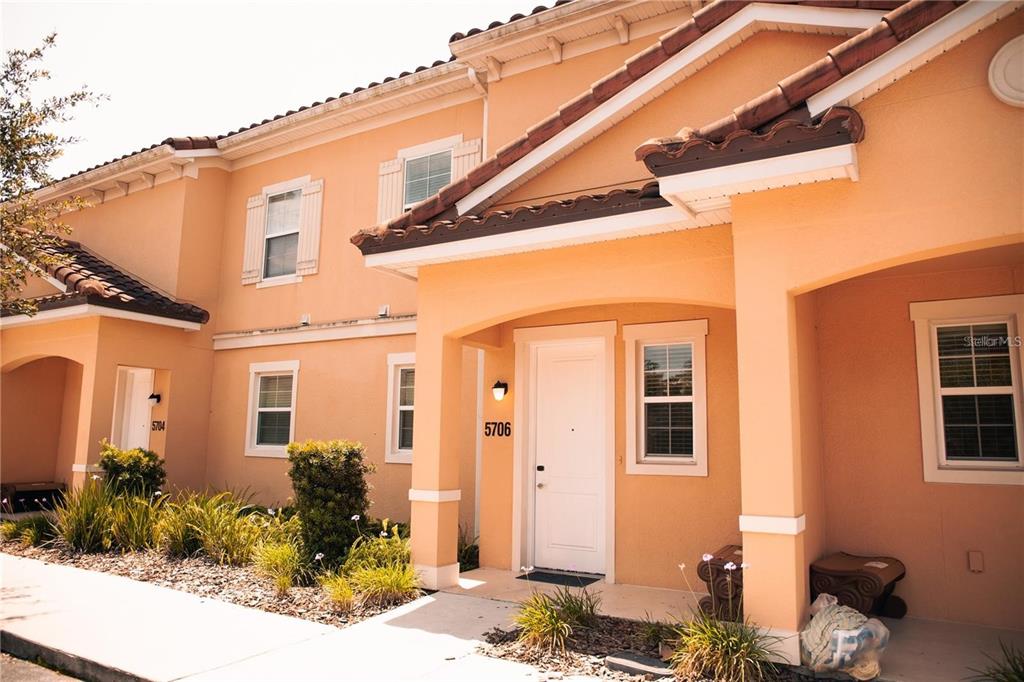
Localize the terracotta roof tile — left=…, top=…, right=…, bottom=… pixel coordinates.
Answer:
left=356, top=181, right=668, bottom=255
left=448, top=0, right=574, bottom=43
left=353, top=0, right=909, bottom=249
left=2, top=239, right=209, bottom=324
left=636, top=106, right=864, bottom=176
left=53, top=136, right=218, bottom=184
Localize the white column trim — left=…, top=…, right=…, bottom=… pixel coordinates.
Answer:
left=71, top=464, right=103, bottom=473
left=739, top=514, right=806, bottom=535
left=408, top=488, right=462, bottom=503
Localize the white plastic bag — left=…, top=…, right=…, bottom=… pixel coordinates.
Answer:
left=800, top=594, right=890, bottom=680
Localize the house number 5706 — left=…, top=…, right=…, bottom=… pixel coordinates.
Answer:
left=484, top=421, right=511, bottom=437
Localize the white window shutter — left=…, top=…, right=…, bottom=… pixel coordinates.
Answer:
left=451, top=138, right=482, bottom=181
left=377, top=158, right=404, bottom=224
left=296, top=178, right=324, bottom=276
left=241, top=194, right=266, bottom=284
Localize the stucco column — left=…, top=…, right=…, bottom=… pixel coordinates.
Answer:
left=409, top=329, right=464, bottom=589
left=734, top=270, right=811, bottom=662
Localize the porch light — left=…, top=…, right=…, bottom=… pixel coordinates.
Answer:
left=492, top=381, right=509, bottom=401
left=148, top=393, right=161, bottom=406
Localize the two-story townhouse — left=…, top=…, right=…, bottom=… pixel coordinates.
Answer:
left=3, top=0, right=1023, bottom=667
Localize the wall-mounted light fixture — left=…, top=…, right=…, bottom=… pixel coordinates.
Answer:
left=148, top=393, right=162, bottom=407
left=492, top=380, right=509, bottom=401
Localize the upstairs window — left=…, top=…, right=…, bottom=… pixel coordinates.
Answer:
left=264, top=189, right=301, bottom=278
left=403, top=150, right=451, bottom=209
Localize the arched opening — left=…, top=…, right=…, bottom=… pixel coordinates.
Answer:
left=1, top=356, right=85, bottom=507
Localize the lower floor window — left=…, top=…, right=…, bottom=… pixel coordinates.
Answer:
left=385, top=352, right=416, bottom=464
left=246, top=360, right=299, bottom=457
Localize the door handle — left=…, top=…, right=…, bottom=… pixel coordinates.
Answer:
left=536, top=482, right=545, bottom=489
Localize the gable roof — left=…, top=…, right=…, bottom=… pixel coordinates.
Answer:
left=351, top=0, right=904, bottom=249
left=635, top=0, right=967, bottom=165
left=1, top=239, right=209, bottom=324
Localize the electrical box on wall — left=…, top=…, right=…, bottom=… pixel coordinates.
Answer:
left=967, top=550, right=985, bottom=573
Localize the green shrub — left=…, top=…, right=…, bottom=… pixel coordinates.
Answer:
left=515, top=592, right=573, bottom=654
left=1, top=515, right=55, bottom=547
left=111, top=495, right=162, bottom=551
left=190, top=493, right=262, bottom=565
left=671, top=610, right=780, bottom=682
left=318, top=572, right=355, bottom=612
left=342, top=520, right=409, bottom=575
left=640, top=612, right=673, bottom=649
left=52, top=480, right=115, bottom=552
left=458, top=524, right=479, bottom=571
left=157, top=491, right=209, bottom=557
left=550, top=586, right=601, bottom=628
left=98, top=440, right=166, bottom=496
left=968, top=640, right=1024, bottom=682
left=254, top=541, right=305, bottom=596
left=349, top=563, right=420, bottom=607
left=287, top=440, right=373, bottom=566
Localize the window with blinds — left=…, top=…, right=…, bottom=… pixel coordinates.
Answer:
left=403, top=151, right=451, bottom=208
left=397, top=367, right=415, bottom=451
left=642, top=343, right=694, bottom=457
left=936, top=322, right=1019, bottom=462
left=255, top=374, right=294, bottom=446
left=264, top=189, right=301, bottom=278
left=384, top=352, right=415, bottom=464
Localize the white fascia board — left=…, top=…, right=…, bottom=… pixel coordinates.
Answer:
left=658, top=144, right=859, bottom=203
left=364, top=205, right=690, bottom=276
left=455, top=3, right=884, bottom=216
left=213, top=316, right=417, bottom=350
left=808, top=1, right=1017, bottom=115
left=34, top=145, right=176, bottom=202
left=0, top=304, right=201, bottom=331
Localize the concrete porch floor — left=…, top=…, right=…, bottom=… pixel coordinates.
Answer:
left=445, top=568, right=1024, bottom=682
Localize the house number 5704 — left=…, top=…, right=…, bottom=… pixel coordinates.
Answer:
left=484, top=421, right=511, bottom=437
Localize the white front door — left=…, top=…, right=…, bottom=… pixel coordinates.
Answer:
left=114, top=367, right=154, bottom=450
left=532, top=339, right=607, bottom=574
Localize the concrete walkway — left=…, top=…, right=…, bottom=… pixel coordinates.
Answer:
left=1, top=554, right=593, bottom=682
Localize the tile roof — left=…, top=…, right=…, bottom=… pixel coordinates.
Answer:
left=351, top=0, right=907, bottom=249
left=356, top=181, right=667, bottom=255
left=448, top=1, right=574, bottom=42
left=53, top=137, right=218, bottom=184
left=2, top=239, right=209, bottom=324
left=636, top=106, right=865, bottom=175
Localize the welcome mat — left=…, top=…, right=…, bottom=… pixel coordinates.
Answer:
left=516, top=571, right=600, bottom=587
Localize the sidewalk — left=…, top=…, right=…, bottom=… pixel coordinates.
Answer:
left=1, top=554, right=586, bottom=681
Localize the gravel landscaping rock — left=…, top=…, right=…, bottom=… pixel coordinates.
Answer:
left=0, top=542, right=405, bottom=628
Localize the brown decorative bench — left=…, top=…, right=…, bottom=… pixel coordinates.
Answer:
left=697, top=544, right=745, bottom=622
left=810, top=552, right=907, bottom=618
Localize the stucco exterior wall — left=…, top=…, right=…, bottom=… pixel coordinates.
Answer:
left=475, top=302, right=741, bottom=590
left=816, top=263, right=1024, bottom=629
left=1, top=357, right=70, bottom=483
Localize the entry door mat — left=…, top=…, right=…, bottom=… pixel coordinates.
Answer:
left=516, top=571, right=600, bottom=587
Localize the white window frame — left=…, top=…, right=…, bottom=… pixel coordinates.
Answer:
left=259, top=176, right=308, bottom=287
left=398, top=135, right=460, bottom=210
left=385, top=352, right=415, bottom=464
left=245, top=360, right=299, bottom=458
left=911, top=294, right=1024, bottom=485
left=623, top=319, right=709, bottom=476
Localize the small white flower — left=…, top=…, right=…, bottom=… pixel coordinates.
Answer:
left=351, top=514, right=360, bottom=521
left=702, top=553, right=714, bottom=562
left=740, top=562, right=750, bottom=570
left=526, top=566, right=534, bottom=572
left=314, top=553, right=324, bottom=561
left=520, top=565, right=529, bottom=572
left=268, top=508, right=275, bottom=516
left=91, top=474, right=101, bottom=480
left=380, top=531, right=387, bottom=537
left=1, top=498, right=6, bottom=504
left=678, top=563, right=687, bottom=572
left=724, top=562, right=737, bottom=571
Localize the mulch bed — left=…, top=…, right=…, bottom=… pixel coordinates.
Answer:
left=0, top=541, right=402, bottom=628
left=480, top=615, right=667, bottom=680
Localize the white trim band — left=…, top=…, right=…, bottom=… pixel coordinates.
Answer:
left=0, top=304, right=201, bottom=331
left=739, top=514, right=807, bottom=536
left=408, top=488, right=462, bottom=503
left=213, top=315, right=416, bottom=350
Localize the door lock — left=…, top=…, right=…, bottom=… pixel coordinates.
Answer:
left=536, top=482, right=545, bottom=489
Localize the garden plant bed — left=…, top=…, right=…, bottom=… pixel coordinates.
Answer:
left=0, top=541, right=405, bottom=628
left=480, top=614, right=667, bottom=681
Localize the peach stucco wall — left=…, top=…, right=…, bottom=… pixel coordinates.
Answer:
left=475, top=303, right=741, bottom=590
left=1, top=357, right=71, bottom=483
left=815, top=264, right=1024, bottom=629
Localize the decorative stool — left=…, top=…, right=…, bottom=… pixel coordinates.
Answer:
left=810, top=552, right=907, bottom=618
left=697, top=544, right=744, bottom=622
